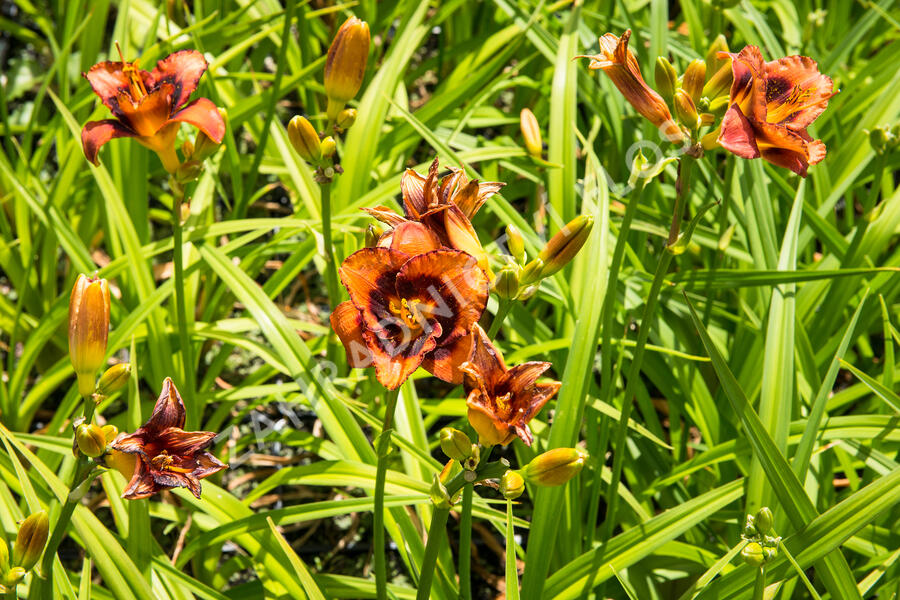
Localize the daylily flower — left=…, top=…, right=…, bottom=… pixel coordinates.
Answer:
left=716, top=45, right=834, bottom=177
left=580, top=30, right=685, bottom=142
left=108, top=378, right=227, bottom=499
left=330, top=234, right=489, bottom=389
left=461, top=326, right=560, bottom=446
left=81, top=47, right=225, bottom=173
left=363, top=158, right=503, bottom=277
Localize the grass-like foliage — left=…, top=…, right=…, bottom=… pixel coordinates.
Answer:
left=1, top=0, right=899, bottom=598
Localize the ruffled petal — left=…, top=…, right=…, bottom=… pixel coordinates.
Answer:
left=168, top=97, right=225, bottom=143
left=192, top=452, right=227, bottom=480
left=83, top=61, right=151, bottom=115
left=330, top=301, right=373, bottom=368
left=718, top=104, right=760, bottom=159
left=401, top=166, right=429, bottom=219
left=155, top=427, right=217, bottom=455
left=339, top=247, right=409, bottom=334
left=763, top=55, right=834, bottom=130
left=81, top=119, right=135, bottom=165
left=143, top=377, right=187, bottom=433
left=363, top=328, right=436, bottom=390
left=150, top=50, right=209, bottom=109
left=422, top=329, right=475, bottom=384
left=122, top=459, right=162, bottom=500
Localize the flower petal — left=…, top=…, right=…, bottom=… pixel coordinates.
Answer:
left=83, top=61, right=151, bottom=115
left=461, top=325, right=506, bottom=391
left=330, top=301, right=374, bottom=368
left=150, top=50, right=209, bottom=110
left=361, top=206, right=408, bottom=228
left=193, top=452, right=227, bottom=480
left=390, top=221, right=442, bottom=256
left=422, top=329, right=475, bottom=384
left=763, top=55, right=834, bottom=130
left=363, top=328, right=436, bottom=390
left=443, top=206, right=493, bottom=279
left=156, top=427, right=217, bottom=455
left=401, top=166, right=429, bottom=219
left=144, top=377, right=187, bottom=433
left=122, top=459, right=162, bottom=500
left=81, top=119, right=135, bottom=165
left=727, top=46, right=767, bottom=121
left=754, top=119, right=816, bottom=176
left=151, top=468, right=203, bottom=499
left=111, top=432, right=147, bottom=455
left=466, top=392, right=515, bottom=446
left=168, top=97, right=225, bottom=144
left=499, top=361, right=554, bottom=398
left=339, top=247, right=409, bottom=334
left=718, top=104, right=760, bottom=159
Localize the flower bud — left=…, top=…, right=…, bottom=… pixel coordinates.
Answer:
left=101, top=424, right=119, bottom=443
left=755, top=507, right=774, bottom=535
left=462, top=445, right=480, bottom=472
left=674, top=89, right=699, bottom=131
left=69, top=275, right=110, bottom=397
left=0, top=538, right=8, bottom=572
left=741, top=542, right=765, bottom=567
left=522, top=448, right=587, bottom=487
left=4, top=567, right=25, bottom=587
left=654, top=56, right=678, bottom=101
left=763, top=546, right=777, bottom=562
left=75, top=423, right=107, bottom=458
left=537, top=215, right=594, bottom=278
left=365, top=224, right=383, bottom=248
left=703, top=62, right=733, bottom=101
left=430, top=474, right=452, bottom=509
left=175, top=160, right=203, bottom=183
left=97, top=363, right=131, bottom=396
left=506, top=224, right=525, bottom=264
left=324, top=16, right=370, bottom=120
left=742, top=514, right=758, bottom=538
left=12, top=511, right=48, bottom=572
left=439, top=459, right=462, bottom=485
left=516, top=284, right=538, bottom=301
left=518, top=258, right=544, bottom=285
left=288, top=116, right=322, bottom=164
left=868, top=127, right=889, bottom=154
left=500, top=470, right=525, bottom=500
left=492, top=267, right=519, bottom=300
left=439, top=428, right=473, bottom=461
left=320, top=136, right=337, bottom=159
left=519, top=108, right=543, bottom=158
left=682, top=60, right=706, bottom=105
left=705, top=34, right=730, bottom=74
left=336, top=108, right=357, bottom=130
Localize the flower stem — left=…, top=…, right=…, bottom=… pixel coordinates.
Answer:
left=319, top=181, right=341, bottom=308
left=171, top=183, right=197, bottom=428
left=40, top=459, right=92, bottom=577
left=373, top=387, right=400, bottom=600
left=486, top=298, right=512, bottom=339
left=416, top=506, right=450, bottom=600
left=458, top=484, right=474, bottom=600
left=505, top=500, right=520, bottom=600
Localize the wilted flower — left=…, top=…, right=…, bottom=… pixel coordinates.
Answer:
left=461, top=326, right=560, bottom=446
left=109, top=378, right=227, bottom=499
left=716, top=46, right=835, bottom=176
left=81, top=48, right=225, bottom=173
left=330, top=239, right=488, bottom=389
left=69, top=275, right=110, bottom=397
left=324, top=16, right=370, bottom=120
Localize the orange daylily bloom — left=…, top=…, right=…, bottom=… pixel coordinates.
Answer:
left=330, top=237, right=489, bottom=390
left=717, top=46, right=834, bottom=177
left=581, top=30, right=684, bottom=142
left=461, top=326, right=560, bottom=446
left=109, top=378, right=227, bottom=499
left=81, top=48, right=225, bottom=173
left=363, top=158, right=503, bottom=277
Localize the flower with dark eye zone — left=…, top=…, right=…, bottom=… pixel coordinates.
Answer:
left=716, top=45, right=835, bottom=177
left=461, top=325, right=560, bottom=446
left=108, top=377, right=227, bottom=500
left=330, top=230, right=489, bottom=390
left=81, top=46, right=225, bottom=173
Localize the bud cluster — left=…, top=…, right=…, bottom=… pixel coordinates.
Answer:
left=867, top=124, right=900, bottom=155
left=740, top=507, right=781, bottom=567
left=0, top=511, right=49, bottom=591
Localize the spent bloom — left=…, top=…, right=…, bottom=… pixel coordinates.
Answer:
left=68, top=274, right=110, bottom=397
left=81, top=48, right=225, bottom=173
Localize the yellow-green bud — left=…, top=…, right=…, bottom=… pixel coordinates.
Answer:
left=522, top=448, right=587, bottom=487
left=101, top=424, right=119, bottom=443
left=75, top=423, right=107, bottom=458
left=703, top=62, right=733, bottom=101
left=439, top=459, right=462, bottom=485
left=500, top=470, right=525, bottom=500
left=518, top=258, right=544, bottom=285
left=12, top=511, right=48, bottom=572
left=674, top=89, right=699, bottom=131
left=506, top=224, right=525, bottom=264
left=517, top=284, right=538, bottom=301
left=97, top=363, right=131, bottom=396
left=175, top=159, right=203, bottom=183
left=336, top=108, right=357, bottom=130
left=69, top=275, right=110, bottom=397
left=537, top=215, right=594, bottom=278
left=705, top=34, right=730, bottom=74
left=462, top=445, right=480, bottom=472
left=439, top=428, right=473, bottom=461
left=682, top=60, right=706, bottom=105
left=320, top=136, right=337, bottom=159
left=0, top=539, right=8, bottom=571
left=365, top=224, right=382, bottom=248
left=287, top=116, right=322, bottom=164
left=741, top=542, right=765, bottom=567
left=4, top=567, right=25, bottom=587
left=868, top=127, right=889, bottom=154
left=181, top=139, right=194, bottom=159
left=324, top=17, right=370, bottom=120
left=492, top=267, right=519, bottom=300
left=430, top=474, right=452, bottom=509
left=520, top=108, right=543, bottom=158
left=755, top=507, right=774, bottom=535
left=655, top=56, right=678, bottom=101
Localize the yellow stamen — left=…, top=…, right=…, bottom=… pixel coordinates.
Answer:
left=115, top=42, right=148, bottom=100
left=767, top=85, right=813, bottom=124
left=389, top=298, right=425, bottom=331
left=150, top=450, right=193, bottom=473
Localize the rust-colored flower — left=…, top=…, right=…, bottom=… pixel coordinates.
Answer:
left=109, top=378, right=227, bottom=499
left=581, top=30, right=684, bottom=142
left=81, top=48, right=225, bottom=173
left=716, top=46, right=834, bottom=177
left=330, top=234, right=489, bottom=389
left=461, top=326, right=560, bottom=446
left=69, top=274, right=110, bottom=397
left=364, top=158, right=503, bottom=277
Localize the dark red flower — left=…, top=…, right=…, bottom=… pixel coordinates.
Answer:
left=109, top=378, right=226, bottom=499
left=81, top=48, right=225, bottom=173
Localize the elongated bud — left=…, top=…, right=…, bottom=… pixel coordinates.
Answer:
left=537, top=215, right=594, bottom=278
left=324, top=16, right=370, bottom=120
left=288, top=116, right=322, bottom=164
left=522, top=448, right=587, bottom=486
left=705, top=34, right=730, bottom=74
left=654, top=56, right=678, bottom=101
left=519, top=108, right=543, bottom=158
left=101, top=424, right=119, bottom=443
left=517, top=284, right=538, bottom=301
left=320, top=136, right=337, bottom=159
left=674, top=89, right=699, bottom=131
left=703, top=62, right=733, bottom=101
left=741, top=542, right=765, bottom=567
left=682, top=60, right=706, bottom=105
left=492, top=267, right=519, bottom=300
left=336, top=108, right=357, bottom=130
left=4, top=567, right=25, bottom=587
left=430, top=474, right=452, bottom=509
left=439, top=459, right=462, bottom=485
left=365, top=224, right=382, bottom=248
left=12, top=511, right=48, bottom=572
left=0, top=539, right=8, bottom=572
left=69, top=275, right=110, bottom=397
left=518, top=258, right=544, bottom=285
left=755, top=507, right=774, bottom=535
left=97, top=363, right=131, bottom=396
left=75, top=423, right=107, bottom=458
left=500, top=470, right=525, bottom=500
left=506, top=224, right=525, bottom=263
left=439, top=428, right=473, bottom=461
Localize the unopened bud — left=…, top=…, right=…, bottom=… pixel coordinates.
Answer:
left=500, top=470, right=525, bottom=500
left=287, top=116, right=322, bottom=164
left=763, top=546, right=777, bottom=561
left=12, top=511, right=48, bottom=572
left=325, top=16, right=370, bottom=120
left=868, top=127, right=889, bottom=154
left=741, top=542, right=765, bottom=567
left=430, top=474, right=452, bottom=509
left=522, top=448, right=587, bottom=487
left=0, top=539, right=8, bottom=572
left=75, top=423, right=107, bottom=458
left=674, top=89, right=699, bottom=130
left=439, top=459, right=461, bottom=485
left=4, top=567, right=25, bottom=587
left=97, top=363, right=131, bottom=396
left=69, top=275, right=110, bottom=397
left=336, top=108, right=357, bottom=130
left=520, top=108, right=543, bottom=158
left=365, top=224, right=382, bottom=248
left=755, top=507, right=774, bottom=535
left=705, top=35, right=730, bottom=74
left=439, top=428, right=473, bottom=461
left=462, top=445, right=480, bottom=471
left=518, top=258, right=544, bottom=285
left=682, top=60, right=706, bottom=104
left=537, top=215, right=594, bottom=278
left=492, top=268, right=519, bottom=300
left=101, top=424, right=119, bottom=443
left=517, top=284, right=538, bottom=301
left=175, top=160, right=203, bottom=183
left=655, top=56, right=678, bottom=101
left=506, top=224, right=525, bottom=263
left=703, top=62, right=733, bottom=101
left=320, top=136, right=337, bottom=159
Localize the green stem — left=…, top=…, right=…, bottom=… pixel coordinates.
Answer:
left=320, top=181, right=341, bottom=310
left=458, top=484, right=474, bottom=600
left=374, top=388, right=400, bottom=600
left=171, top=184, right=197, bottom=428
left=415, top=506, right=450, bottom=600
left=752, top=567, right=765, bottom=600
left=486, top=298, right=512, bottom=339
left=40, top=460, right=92, bottom=579
left=505, top=500, right=520, bottom=600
